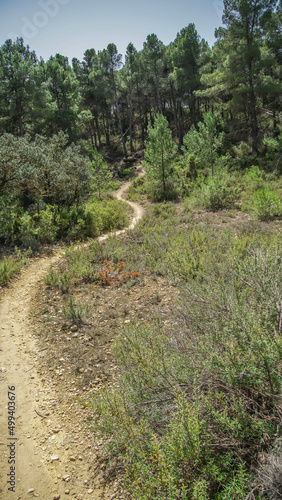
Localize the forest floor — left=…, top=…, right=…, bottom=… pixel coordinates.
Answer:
left=0, top=166, right=155, bottom=500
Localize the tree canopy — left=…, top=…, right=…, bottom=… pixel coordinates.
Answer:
left=0, top=1, right=281, bottom=171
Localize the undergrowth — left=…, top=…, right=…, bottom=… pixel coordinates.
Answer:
left=43, top=197, right=282, bottom=499
left=86, top=205, right=282, bottom=499
left=0, top=196, right=128, bottom=249
left=0, top=248, right=30, bottom=285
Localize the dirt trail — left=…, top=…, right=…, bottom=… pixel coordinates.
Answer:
left=0, top=170, right=144, bottom=500
left=99, top=168, right=145, bottom=241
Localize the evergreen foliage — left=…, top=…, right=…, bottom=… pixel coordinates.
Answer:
left=1, top=5, right=280, bottom=497
left=144, top=114, right=178, bottom=200
left=91, top=148, right=112, bottom=198
left=0, top=1, right=280, bottom=162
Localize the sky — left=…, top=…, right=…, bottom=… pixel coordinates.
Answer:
left=0, top=0, right=224, bottom=63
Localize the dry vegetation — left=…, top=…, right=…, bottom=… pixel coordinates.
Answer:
left=36, top=186, right=282, bottom=499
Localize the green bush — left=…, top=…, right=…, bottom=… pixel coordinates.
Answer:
left=45, top=247, right=96, bottom=288
left=174, top=155, right=200, bottom=197
left=231, top=141, right=256, bottom=169
left=187, top=169, right=241, bottom=211
left=87, top=220, right=282, bottom=499
left=0, top=196, right=128, bottom=246
left=33, top=206, right=58, bottom=243
left=0, top=256, right=23, bottom=285
left=44, top=265, right=59, bottom=287
left=0, top=249, right=30, bottom=285
left=145, top=178, right=179, bottom=202
left=0, top=132, right=92, bottom=205
left=18, top=213, right=41, bottom=250
left=0, top=198, right=23, bottom=243
left=262, top=132, right=282, bottom=173
left=120, top=168, right=135, bottom=177
left=86, top=198, right=128, bottom=235
left=126, top=177, right=147, bottom=202
left=243, top=165, right=264, bottom=190
left=251, top=188, right=282, bottom=220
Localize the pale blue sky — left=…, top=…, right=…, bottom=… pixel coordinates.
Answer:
left=0, top=0, right=224, bottom=63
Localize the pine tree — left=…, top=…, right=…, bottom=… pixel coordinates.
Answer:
left=0, top=38, right=37, bottom=136
left=144, top=114, right=177, bottom=200
left=222, top=0, right=278, bottom=153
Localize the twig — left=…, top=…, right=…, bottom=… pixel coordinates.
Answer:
left=245, top=485, right=262, bottom=500
left=38, top=347, right=48, bottom=352
left=128, top=397, right=175, bottom=407
left=25, top=365, right=35, bottom=373
left=35, top=408, right=47, bottom=419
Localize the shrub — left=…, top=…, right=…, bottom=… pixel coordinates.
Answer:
left=251, top=188, right=282, bottom=220
left=256, top=441, right=282, bottom=499
left=63, top=296, right=89, bottom=322
left=96, top=260, right=139, bottom=286
left=84, top=198, right=128, bottom=236
left=0, top=249, right=30, bottom=285
left=244, top=165, right=264, bottom=190
left=18, top=213, right=41, bottom=250
left=126, top=177, right=147, bottom=202
left=262, top=132, right=282, bottom=173
left=187, top=169, right=241, bottom=211
left=99, top=199, right=128, bottom=231
left=145, top=178, right=179, bottom=202
left=44, top=265, right=59, bottom=287
left=0, top=198, right=23, bottom=244
left=0, top=198, right=128, bottom=245
left=231, top=141, right=256, bottom=169
left=0, top=132, right=93, bottom=205
left=88, top=225, right=282, bottom=499
left=4, top=206, right=59, bottom=248
left=120, top=168, right=135, bottom=177
left=174, top=155, right=200, bottom=197
left=33, top=206, right=58, bottom=243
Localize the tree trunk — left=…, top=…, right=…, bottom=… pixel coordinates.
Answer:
left=161, top=150, right=166, bottom=196
left=93, top=115, right=101, bottom=148
left=178, top=101, right=184, bottom=146
left=91, top=120, right=97, bottom=148
left=170, top=81, right=179, bottom=146
left=190, top=94, right=196, bottom=127
left=155, top=66, right=162, bottom=114
left=19, top=114, right=24, bottom=137
left=248, top=72, right=258, bottom=155
left=129, top=73, right=134, bottom=153
left=112, top=71, right=128, bottom=158
left=273, top=110, right=277, bottom=131
left=136, top=81, right=145, bottom=146
left=105, top=110, right=110, bottom=146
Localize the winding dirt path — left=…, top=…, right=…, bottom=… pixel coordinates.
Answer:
left=0, top=170, right=144, bottom=500
left=99, top=169, right=145, bottom=241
